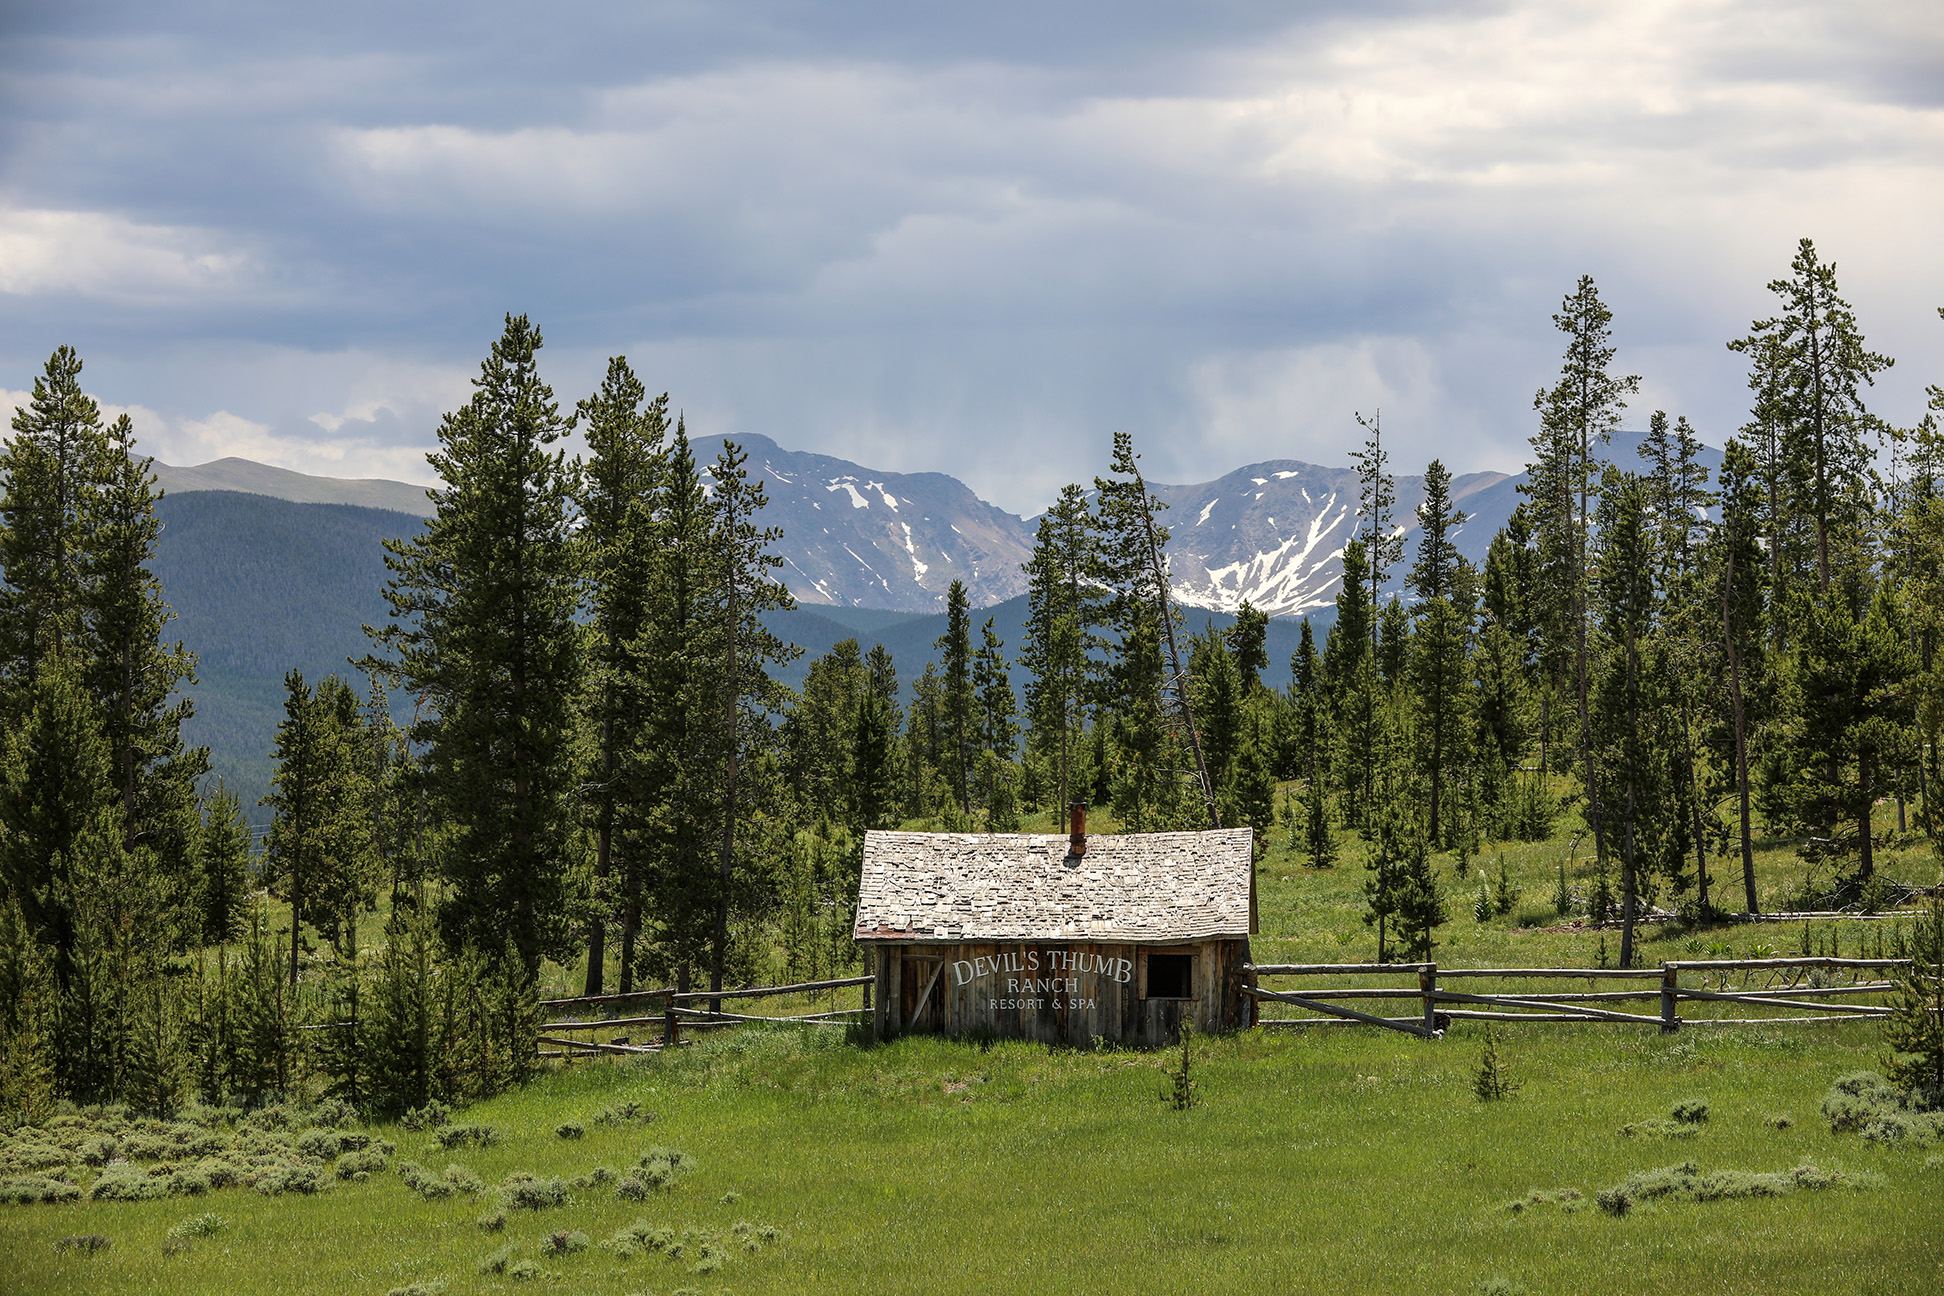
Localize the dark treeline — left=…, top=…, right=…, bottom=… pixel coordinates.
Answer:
left=4, top=240, right=1942, bottom=1120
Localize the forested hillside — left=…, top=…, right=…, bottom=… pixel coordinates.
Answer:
left=2, top=248, right=1940, bottom=1130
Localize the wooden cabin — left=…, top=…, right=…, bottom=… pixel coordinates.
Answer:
left=855, top=812, right=1255, bottom=1047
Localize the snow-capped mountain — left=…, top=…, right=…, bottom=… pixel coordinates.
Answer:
left=1152, top=462, right=1516, bottom=619
left=699, top=433, right=1034, bottom=612
left=165, top=434, right=1720, bottom=621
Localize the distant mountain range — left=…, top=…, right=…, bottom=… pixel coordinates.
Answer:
left=150, top=440, right=1534, bottom=619
left=152, top=457, right=433, bottom=514
left=149, top=436, right=1711, bottom=814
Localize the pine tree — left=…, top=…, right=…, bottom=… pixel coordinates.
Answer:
left=974, top=618, right=1019, bottom=828
left=368, top=314, right=583, bottom=978
left=1591, top=471, right=1664, bottom=967
left=937, top=580, right=976, bottom=811
left=1228, top=601, right=1270, bottom=693
left=1406, top=460, right=1473, bottom=843
left=1641, top=410, right=1717, bottom=909
left=1707, top=439, right=1767, bottom=910
left=1020, top=483, right=1098, bottom=812
left=1788, top=589, right=1915, bottom=887
left=572, top=356, right=667, bottom=997
left=0, top=346, right=109, bottom=718
left=1324, top=542, right=1376, bottom=827
left=1883, top=896, right=1944, bottom=1106
left=262, top=672, right=375, bottom=984
left=1300, top=777, right=1337, bottom=869
left=705, top=439, right=797, bottom=1005
left=1288, top=618, right=1325, bottom=783
left=199, top=780, right=252, bottom=946
left=850, top=655, right=901, bottom=834
left=1094, top=432, right=1215, bottom=827
left=630, top=420, right=718, bottom=993
left=1730, top=239, right=1893, bottom=599
left=1530, top=276, right=1640, bottom=880
left=84, top=416, right=204, bottom=935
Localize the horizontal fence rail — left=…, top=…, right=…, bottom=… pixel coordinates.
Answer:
left=537, top=973, right=874, bottom=1056
left=1246, top=957, right=1919, bottom=1036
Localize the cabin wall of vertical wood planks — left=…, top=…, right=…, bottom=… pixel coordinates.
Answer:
left=871, top=939, right=1250, bottom=1047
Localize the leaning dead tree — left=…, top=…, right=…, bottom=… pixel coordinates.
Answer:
left=1099, top=431, right=1218, bottom=829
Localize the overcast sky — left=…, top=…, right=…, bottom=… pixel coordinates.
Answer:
left=3, top=1, right=1940, bottom=514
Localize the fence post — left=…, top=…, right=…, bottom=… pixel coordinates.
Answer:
left=1420, top=963, right=1437, bottom=1035
left=663, top=1005, right=679, bottom=1048
left=1660, top=964, right=1679, bottom=1033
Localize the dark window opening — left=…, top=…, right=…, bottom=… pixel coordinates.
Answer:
left=1145, top=953, right=1193, bottom=999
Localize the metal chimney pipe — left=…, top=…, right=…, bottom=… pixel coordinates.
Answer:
left=1068, top=802, right=1087, bottom=857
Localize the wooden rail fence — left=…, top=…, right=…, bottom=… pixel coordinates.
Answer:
left=1245, top=957, right=1912, bottom=1037
left=537, top=974, right=873, bottom=1057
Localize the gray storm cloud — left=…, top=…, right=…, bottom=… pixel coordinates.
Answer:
left=1, top=0, right=1939, bottom=512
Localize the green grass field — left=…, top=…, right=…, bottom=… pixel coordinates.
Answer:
left=5, top=1024, right=1942, bottom=1295
left=5, top=786, right=1941, bottom=1295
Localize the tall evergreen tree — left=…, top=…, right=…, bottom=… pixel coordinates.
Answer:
left=1094, top=432, right=1214, bottom=828
left=1406, top=460, right=1471, bottom=843
left=0, top=346, right=108, bottom=716
left=936, top=580, right=976, bottom=811
left=1020, top=484, right=1098, bottom=812
left=705, top=439, right=797, bottom=1004
left=1730, top=239, right=1893, bottom=599
left=974, top=618, right=1019, bottom=829
left=632, top=422, right=719, bottom=993
left=1529, top=275, right=1640, bottom=873
left=368, top=314, right=583, bottom=978
left=1591, top=471, right=1663, bottom=967
left=572, top=356, right=667, bottom=997
left=1708, top=440, right=1767, bottom=911
left=198, top=781, right=252, bottom=947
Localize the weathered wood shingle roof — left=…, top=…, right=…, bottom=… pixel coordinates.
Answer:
left=853, top=828, right=1253, bottom=943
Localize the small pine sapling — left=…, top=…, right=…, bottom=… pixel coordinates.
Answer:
left=1474, top=1027, right=1520, bottom=1101
left=1553, top=862, right=1572, bottom=916
left=1161, top=1019, right=1199, bottom=1111
left=1884, top=896, right=1944, bottom=1108
left=1492, top=854, right=1519, bottom=916
left=1473, top=874, right=1494, bottom=924
left=1302, top=781, right=1338, bottom=870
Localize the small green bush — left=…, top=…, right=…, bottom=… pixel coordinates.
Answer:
left=335, top=1147, right=388, bottom=1179
left=1671, top=1098, right=1710, bottom=1124
left=254, top=1163, right=327, bottom=1196
left=604, top=1220, right=675, bottom=1257
left=385, top=1281, right=447, bottom=1296
left=396, top=1161, right=451, bottom=1200
left=443, top=1164, right=487, bottom=1195
left=1619, top=1118, right=1697, bottom=1139
left=553, top=1122, right=584, bottom=1140
left=3, top=1142, right=70, bottom=1172
left=499, top=1175, right=570, bottom=1211
left=1, top=1175, right=82, bottom=1204
left=88, top=1167, right=169, bottom=1202
left=476, top=1209, right=506, bottom=1233
left=1596, top=1160, right=1867, bottom=1215
left=167, top=1212, right=229, bottom=1241
left=434, top=1124, right=498, bottom=1150
left=477, top=1243, right=517, bottom=1275
left=615, top=1146, right=696, bottom=1199
left=540, top=1229, right=589, bottom=1255
left=53, top=1233, right=111, bottom=1255
left=506, top=1259, right=541, bottom=1281
left=402, top=1100, right=451, bottom=1132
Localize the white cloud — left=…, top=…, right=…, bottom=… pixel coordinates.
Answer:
left=0, top=207, right=260, bottom=303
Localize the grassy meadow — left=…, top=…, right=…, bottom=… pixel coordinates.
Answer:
left=5, top=784, right=1942, bottom=1295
